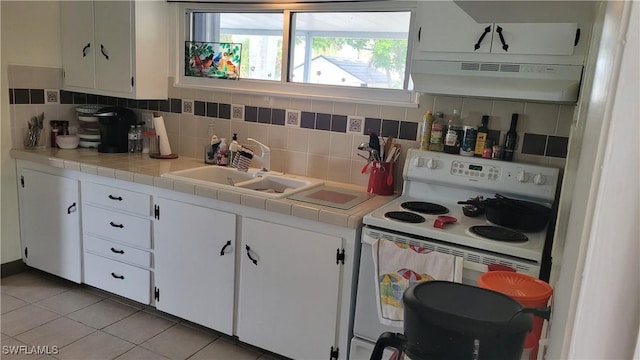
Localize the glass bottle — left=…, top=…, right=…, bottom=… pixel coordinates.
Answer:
left=502, top=113, right=519, bottom=161
left=474, top=115, right=490, bottom=157
left=419, top=111, right=433, bottom=151
left=444, top=109, right=462, bottom=154
left=429, top=112, right=445, bottom=152
left=135, top=125, right=143, bottom=153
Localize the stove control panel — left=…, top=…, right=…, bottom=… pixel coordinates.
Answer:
left=405, top=149, right=560, bottom=201
left=451, top=160, right=501, bottom=180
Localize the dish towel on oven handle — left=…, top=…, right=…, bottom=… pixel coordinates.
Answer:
left=372, top=238, right=463, bottom=327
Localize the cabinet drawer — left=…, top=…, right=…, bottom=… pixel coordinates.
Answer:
left=84, top=252, right=150, bottom=304
left=85, top=236, right=151, bottom=268
left=83, top=182, right=151, bottom=216
left=84, top=206, right=151, bottom=248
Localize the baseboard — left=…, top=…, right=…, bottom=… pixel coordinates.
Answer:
left=1, top=259, right=29, bottom=278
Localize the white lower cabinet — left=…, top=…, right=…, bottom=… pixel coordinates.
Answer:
left=17, top=166, right=81, bottom=283
left=238, top=218, right=343, bottom=360
left=153, top=197, right=236, bottom=336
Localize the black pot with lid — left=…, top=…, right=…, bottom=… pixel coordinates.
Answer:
left=370, top=281, right=532, bottom=360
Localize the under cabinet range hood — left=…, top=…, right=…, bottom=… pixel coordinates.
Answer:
left=410, top=60, right=583, bottom=103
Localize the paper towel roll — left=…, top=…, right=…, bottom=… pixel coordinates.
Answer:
left=152, top=115, right=172, bottom=156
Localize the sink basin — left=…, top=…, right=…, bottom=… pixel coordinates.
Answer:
left=161, top=166, right=323, bottom=199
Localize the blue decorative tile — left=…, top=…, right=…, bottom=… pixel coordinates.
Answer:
left=364, top=118, right=382, bottom=135
left=219, top=103, right=231, bottom=119
left=194, top=101, right=206, bottom=116
left=206, top=102, right=218, bottom=117
left=245, top=106, right=257, bottom=122
left=60, top=90, right=73, bottom=104
left=136, top=100, right=148, bottom=109
left=258, top=107, right=271, bottom=124
left=97, top=96, right=110, bottom=105
left=127, top=99, right=137, bottom=109
left=301, top=111, right=315, bottom=129
left=331, top=115, right=347, bottom=133
left=272, top=109, right=285, bottom=126
left=73, top=92, right=87, bottom=104
left=159, top=100, right=171, bottom=112
left=117, top=98, right=128, bottom=107
left=170, top=98, right=182, bottom=113
left=108, top=97, right=119, bottom=106
left=29, top=89, right=44, bottom=104
left=316, top=113, right=331, bottom=131
left=13, top=89, right=30, bottom=104
left=147, top=100, right=159, bottom=111
left=546, top=136, right=568, bottom=158
left=399, top=121, right=418, bottom=141
left=86, top=94, right=98, bottom=105
left=381, top=120, right=400, bottom=138
left=521, top=133, right=547, bottom=156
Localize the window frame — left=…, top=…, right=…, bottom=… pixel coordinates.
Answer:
left=176, top=2, right=419, bottom=107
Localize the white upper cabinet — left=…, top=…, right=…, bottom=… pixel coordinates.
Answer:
left=415, top=1, right=578, bottom=56
left=60, top=1, right=168, bottom=99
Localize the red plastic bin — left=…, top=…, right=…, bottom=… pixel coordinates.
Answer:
left=478, top=271, right=553, bottom=358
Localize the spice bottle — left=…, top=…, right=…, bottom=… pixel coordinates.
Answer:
left=474, top=115, right=490, bottom=157
left=429, top=112, right=445, bottom=152
left=502, top=113, right=519, bottom=161
left=482, top=138, right=494, bottom=159
left=419, top=111, right=433, bottom=151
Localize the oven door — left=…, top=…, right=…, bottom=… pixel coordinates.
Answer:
left=351, top=226, right=540, bottom=359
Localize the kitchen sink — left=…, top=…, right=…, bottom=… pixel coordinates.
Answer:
left=161, top=166, right=323, bottom=199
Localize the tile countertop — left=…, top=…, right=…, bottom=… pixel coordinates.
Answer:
left=10, top=148, right=397, bottom=229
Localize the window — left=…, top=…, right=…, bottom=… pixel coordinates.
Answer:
left=179, top=3, right=417, bottom=105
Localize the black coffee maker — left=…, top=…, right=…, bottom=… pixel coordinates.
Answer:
left=371, top=281, right=532, bottom=360
left=94, top=107, right=137, bottom=153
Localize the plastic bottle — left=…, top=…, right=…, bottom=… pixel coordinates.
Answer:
left=128, top=125, right=137, bottom=153
left=419, top=111, right=433, bottom=151
left=215, top=138, right=228, bottom=166
left=229, top=133, right=240, bottom=166
left=502, top=113, right=519, bottom=161
left=474, top=115, right=490, bottom=157
left=444, top=109, right=462, bottom=154
left=429, top=112, right=445, bottom=152
left=135, top=125, right=143, bottom=153
left=205, top=123, right=217, bottom=164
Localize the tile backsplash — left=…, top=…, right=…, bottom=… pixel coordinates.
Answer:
left=8, top=65, right=571, bottom=188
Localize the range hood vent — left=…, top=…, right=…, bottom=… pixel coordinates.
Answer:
left=411, top=60, right=583, bottom=103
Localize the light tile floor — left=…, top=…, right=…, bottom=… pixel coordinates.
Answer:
left=1, top=270, right=284, bottom=360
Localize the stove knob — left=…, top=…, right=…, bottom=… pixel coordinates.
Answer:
left=427, top=158, right=437, bottom=169
left=516, top=171, right=529, bottom=183
left=534, top=173, right=546, bottom=185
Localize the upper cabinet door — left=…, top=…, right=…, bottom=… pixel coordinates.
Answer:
left=415, top=1, right=493, bottom=54
left=60, top=1, right=95, bottom=89
left=490, top=23, right=578, bottom=55
left=94, top=1, right=133, bottom=94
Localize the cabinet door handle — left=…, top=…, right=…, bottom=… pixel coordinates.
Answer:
left=418, top=27, right=421, bottom=42
left=220, top=240, right=232, bottom=256
left=474, top=26, right=491, bottom=51
left=109, top=221, right=124, bottom=229
left=110, top=247, right=125, bottom=254
left=111, top=272, right=125, bottom=280
left=67, top=202, right=77, bottom=214
left=100, top=44, right=109, bottom=60
left=245, top=245, right=258, bottom=265
left=496, top=26, right=509, bottom=52
left=82, top=43, right=91, bottom=57
left=108, top=195, right=123, bottom=201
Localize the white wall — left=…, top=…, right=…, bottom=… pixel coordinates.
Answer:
left=546, top=1, right=640, bottom=358
left=1, top=1, right=62, bottom=263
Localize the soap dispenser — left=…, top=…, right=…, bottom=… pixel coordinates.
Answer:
left=229, top=133, right=240, bottom=166
left=215, top=138, right=229, bottom=166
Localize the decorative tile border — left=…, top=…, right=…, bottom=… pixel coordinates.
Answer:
left=6, top=88, right=569, bottom=156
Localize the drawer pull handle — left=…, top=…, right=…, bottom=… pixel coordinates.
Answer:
left=109, top=222, right=124, bottom=229
left=67, top=202, right=77, bottom=214
left=111, top=272, right=125, bottom=280
left=108, top=195, right=123, bottom=201
left=245, top=245, right=258, bottom=266
left=110, top=247, right=125, bottom=254
left=220, top=240, right=232, bottom=256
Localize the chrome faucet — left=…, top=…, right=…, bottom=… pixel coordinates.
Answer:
left=247, top=138, right=271, bottom=172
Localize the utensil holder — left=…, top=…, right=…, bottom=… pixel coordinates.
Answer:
left=367, top=161, right=394, bottom=196
left=23, top=128, right=44, bottom=149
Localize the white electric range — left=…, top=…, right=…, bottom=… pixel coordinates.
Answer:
left=349, top=149, right=560, bottom=360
